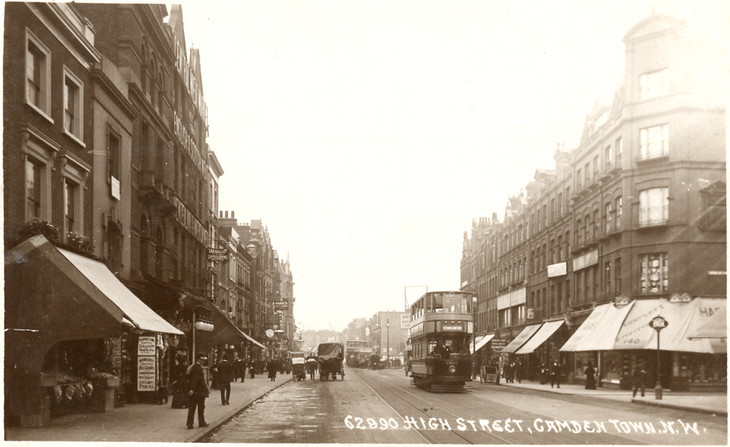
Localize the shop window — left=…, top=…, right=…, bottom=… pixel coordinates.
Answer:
left=640, top=253, right=669, bottom=293
left=639, top=187, right=669, bottom=226
left=639, top=124, right=669, bottom=160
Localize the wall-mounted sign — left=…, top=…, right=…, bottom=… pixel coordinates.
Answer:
left=110, top=176, right=120, bottom=200
left=547, top=262, right=567, bottom=278
left=137, top=336, right=156, bottom=356
left=573, top=250, right=598, bottom=271
left=272, top=301, right=288, bottom=310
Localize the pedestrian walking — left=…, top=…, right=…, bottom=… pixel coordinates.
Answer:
left=185, top=353, right=209, bottom=429
left=584, top=362, right=597, bottom=390
left=504, top=362, right=514, bottom=383
left=267, top=358, right=278, bottom=381
left=217, top=355, right=233, bottom=405
left=515, top=360, right=523, bottom=384
left=632, top=366, right=647, bottom=397
left=549, top=360, right=561, bottom=388
left=249, top=358, right=256, bottom=379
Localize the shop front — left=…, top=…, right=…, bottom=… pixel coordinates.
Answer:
left=560, top=296, right=726, bottom=390
left=500, top=323, right=541, bottom=380
left=4, top=236, right=183, bottom=427
left=514, top=320, right=568, bottom=382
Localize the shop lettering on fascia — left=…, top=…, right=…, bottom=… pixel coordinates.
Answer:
left=174, top=196, right=208, bottom=246
left=573, top=250, right=598, bottom=271
left=547, top=262, right=567, bottom=278
left=497, top=288, right=526, bottom=310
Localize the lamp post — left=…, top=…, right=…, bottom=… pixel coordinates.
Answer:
left=648, top=315, right=668, bottom=400
left=472, top=295, right=477, bottom=380
left=386, top=319, right=390, bottom=369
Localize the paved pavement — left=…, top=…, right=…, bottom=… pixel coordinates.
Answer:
left=5, top=373, right=726, bottom=443
left=4, top=375, right=294, bottom=443
left=474, top=376, right=728, bottom=417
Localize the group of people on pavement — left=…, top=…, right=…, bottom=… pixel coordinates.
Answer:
left=179, top=352, right=295, bottom=430
left=502, top=360, right=524, bottom=383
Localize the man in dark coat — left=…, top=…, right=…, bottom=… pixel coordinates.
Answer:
left=217, top=355, right=234, bottom=405
left=550, top=360, right=561, bottom=388
left=186, top=353, right=209, bottom=429
left=267, top=358, right=278, bottom=381
left=632, top=366, right=647, bottom=397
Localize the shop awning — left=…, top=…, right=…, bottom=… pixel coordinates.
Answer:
left=617, top=298, right=726, bottom=354
left=198, top=302, right=267, bottom=350
left=515, top=320, right=565, bottom=354
left=501, top=324, right=541, bottom=354
left=689, top=306, right=727, bottom=340
left=470, top=333, right=495, bottom=354
left=559, top=301, right=635, bottom=352
left=58, top=248, right=182, bottom=335
left=559, top=304, right=610, bottom=352
left=242, top=330, right=267, bottom=350
left=6, top=236, right=126, bottom=371
left=560, top=298, right=726, bottom=354
left=664, top=298, right=725, bottom=354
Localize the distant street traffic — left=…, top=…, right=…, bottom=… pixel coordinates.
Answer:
left=204, top=367, right=728, bottom=444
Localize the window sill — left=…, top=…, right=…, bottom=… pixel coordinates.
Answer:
left=25, top=101, right=54, bottom=124
left=64, top=130, right=86, bottom=148
left=636, top=155, right=669, bottom=166
left=636, top=222, right=669, bottom=231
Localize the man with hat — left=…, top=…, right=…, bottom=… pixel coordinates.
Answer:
left=186, top=353, right=210, bottom=429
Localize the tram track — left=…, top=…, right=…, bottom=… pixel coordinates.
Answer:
left=355, top=368, right=514, bottom=444
left=354, top=368, right=654, bottom=445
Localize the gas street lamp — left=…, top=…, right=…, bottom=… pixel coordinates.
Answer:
left=648, top=315, right=668, bottom=400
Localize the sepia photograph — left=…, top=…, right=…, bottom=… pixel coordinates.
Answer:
left=3, top=0, right=728, bottom=444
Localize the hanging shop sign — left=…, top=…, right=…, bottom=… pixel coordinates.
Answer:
left=272, top=301, right=288, bottom=310
left=208, top=248, right=228, bottom=262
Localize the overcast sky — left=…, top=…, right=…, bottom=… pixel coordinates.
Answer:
left=173, top=0, right=729, bottom=331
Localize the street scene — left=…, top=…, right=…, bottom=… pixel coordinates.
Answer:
left=205, top=367, right=727, bottom=445
left=3, top=0, right=727, bottom=445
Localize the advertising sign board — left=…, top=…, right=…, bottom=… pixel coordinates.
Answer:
left=137, top=356, right=156, bottom=391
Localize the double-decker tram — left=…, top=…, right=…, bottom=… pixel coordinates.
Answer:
left=345, top=340, right=371, bottom=368
left=408, top=291, right=476, bottom=392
